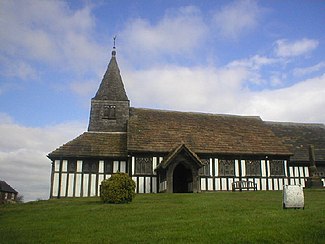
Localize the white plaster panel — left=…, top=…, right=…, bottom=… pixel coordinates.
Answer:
left=105, top=174, right=111, bottom=180
left=90, top=174, right=96, bottom=196
left=62, top=160, right=68, bottom=172
left=261, top=160, right=266, bottom=177
left=77, top=160, right=83, bottom=173
left=273, top=179, right=278, bottom=190
left=75, top=174, right=81, bottom=197
left=120, top=161, right=126, bottom=173
left=98, top=174, right=104, bottom=196
left=268, top=179, right=273, bottom=190
left=138, top=177, right=144, bottom=193
left=299, top=167, right=304, bottom=178
left=228, top=178, right=234, bottom=191
left=214, top=159, right=218, bottom=177
left=113, top=161, right=119, bottom=173
left=209, top=159, right=213, bottom=176
left=54, top=160, right=60, bottom=172
left=152, top=177, right=157, bottom=193
left=278, top=178, right=283, bottom=190
left=215, top=178, right=220, bottom=191
left=304, top=167, right=309, bottom=177
left=132, top=157, right=135, bottom=175
left=284, top=160, right=288, bottom=177
left=290, top=167, right=294, bottom=177
left=60, top=173, right=67, bottom=197
left=235, top=160, right=240, bottom=177
left=52, top=173, right=59, bottom=197
left=241, top=160, right=246, bottom=177
left=267, top=160, right=270, bottom=177
left=132, top=177, right=137, bottom=192
left=208, top=178, right=213, bottom=191
left=153, top=158, right=157, bottom=175
left=159, top=157, right=164, bottom=163
left=295, top=167, right=299, bottom=177
left=261, top=178, right=267, bottom=190
left=201, top=178, right=206, bottom=191
left=68, top=174, right=74, bottom=197
left=83, top=174, right=89, bottom=197
left=221, top=178, right=227, bottom=190
left=99, top=161, right=104, bottom=173
left=145, top=177, right=151, bottom=193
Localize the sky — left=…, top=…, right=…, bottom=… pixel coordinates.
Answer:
left=0, top=0, right=325, bottom=202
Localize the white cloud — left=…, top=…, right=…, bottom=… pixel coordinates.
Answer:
left=120, top=6, right=207, bottom=61
left=213, top=0, right=262, bottom=39
left=0, top=0, right=105, bottom=77
left=274, top=38, right=319, bottom=58
left=242, top=74, right=325, bottom=123
left=293, top=62, right=325, bottom=77
left=125, top=60, right=325, bottom=125
left=0, top=115, right=85, bottom=202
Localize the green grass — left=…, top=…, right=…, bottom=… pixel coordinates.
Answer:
left=1, top=190, right=324, bottom=243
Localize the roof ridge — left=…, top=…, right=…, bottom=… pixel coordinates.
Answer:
left=131, top=107, right=261, bottom=119
left=265, top=121, right=325, bottom=127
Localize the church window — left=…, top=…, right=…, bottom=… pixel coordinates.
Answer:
left=135, top=157, right=153, bottom=175
left=219, top=159, right=235, bottom=176
left=68, top=161, right=76, bottom=173
left=103, top=105, right=116, bottom=119
left=91, top=162, right=98, bottom=173
left=270, top=160, right=284, bottom=176
left=104, top=160, right=113, bottom=174
left=82, top=160, right=98, bottom=173
left=199, top=159, right=210, bottom=176
left=83, top=162, right=90, bottom=172
left=245, top=160, right=261, bottom=176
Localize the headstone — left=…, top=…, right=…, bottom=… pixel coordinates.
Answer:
left=283, top=185, right=304, bottom=209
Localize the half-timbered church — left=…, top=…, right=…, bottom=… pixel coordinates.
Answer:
left=48, top=48, right=325, bottom=198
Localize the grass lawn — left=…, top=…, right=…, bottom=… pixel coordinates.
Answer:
left=0, top=190, right=324, bottom=243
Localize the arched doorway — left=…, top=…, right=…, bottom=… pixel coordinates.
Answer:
left=173, top=163, right=193, bottom=193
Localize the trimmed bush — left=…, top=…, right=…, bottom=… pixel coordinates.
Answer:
left=100, top=173, right=136, bottom=204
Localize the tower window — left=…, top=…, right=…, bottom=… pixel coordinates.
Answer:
left=103, top=105, right=116, bottom=119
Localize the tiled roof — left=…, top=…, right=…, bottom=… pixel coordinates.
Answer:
left=128, top=108, right=292, bottom=156
left=266, top=122, right=325, bottom=161
left=93, top=52, right=128, bottom=101
left=0, top=181, right=17, bottom=194
left=48, top=132, right=127, bottom=159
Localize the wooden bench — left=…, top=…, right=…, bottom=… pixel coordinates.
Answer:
left=232, top=180, right=257, bottom=191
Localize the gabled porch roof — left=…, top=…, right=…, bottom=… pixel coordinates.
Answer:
left=156, top=144, right=205, bottom=170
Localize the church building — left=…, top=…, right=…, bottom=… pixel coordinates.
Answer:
left=48, top=48, right=325, bottom=198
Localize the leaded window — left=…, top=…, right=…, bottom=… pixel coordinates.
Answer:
left=135, top=157, right=153, bottom=175
left=103, top=105, right=116, bottom=119
left=82, top=160, right=98, bottom=173
left=219, top=159, right=235, bottom=176
left=68, top=161, right=76, bottom=173
left=104, top=160, right=113, bottom=174
left=270, top=160, right=284, bottom=176
left=245, top=160, right=261, bottom=176
left=199, top=159, right=210, bottom=176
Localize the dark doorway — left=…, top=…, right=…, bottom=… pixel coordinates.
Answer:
left=173, top=163, right=193, bottom=193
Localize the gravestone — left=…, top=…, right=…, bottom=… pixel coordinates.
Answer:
left=283, top=185, right=304, bottom=209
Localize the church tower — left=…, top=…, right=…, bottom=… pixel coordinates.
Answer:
left=88, top=48, right=129, bottom=132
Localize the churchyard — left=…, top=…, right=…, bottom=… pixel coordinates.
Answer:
left=0, top=190, right=324, bottom=243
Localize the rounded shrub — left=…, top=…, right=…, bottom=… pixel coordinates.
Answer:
left=100, top=172, right=136, bottom=204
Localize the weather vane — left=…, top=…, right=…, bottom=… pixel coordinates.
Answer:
left=113, top=35, right=117, bottom=49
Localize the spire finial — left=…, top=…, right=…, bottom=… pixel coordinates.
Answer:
left=112, top=35, right=117, bottom=57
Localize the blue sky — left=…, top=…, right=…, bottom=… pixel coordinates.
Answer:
left=1, top=0, right=325, bottom=201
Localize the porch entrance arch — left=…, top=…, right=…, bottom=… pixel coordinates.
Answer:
left=173, top=163, right=193, bottom=193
